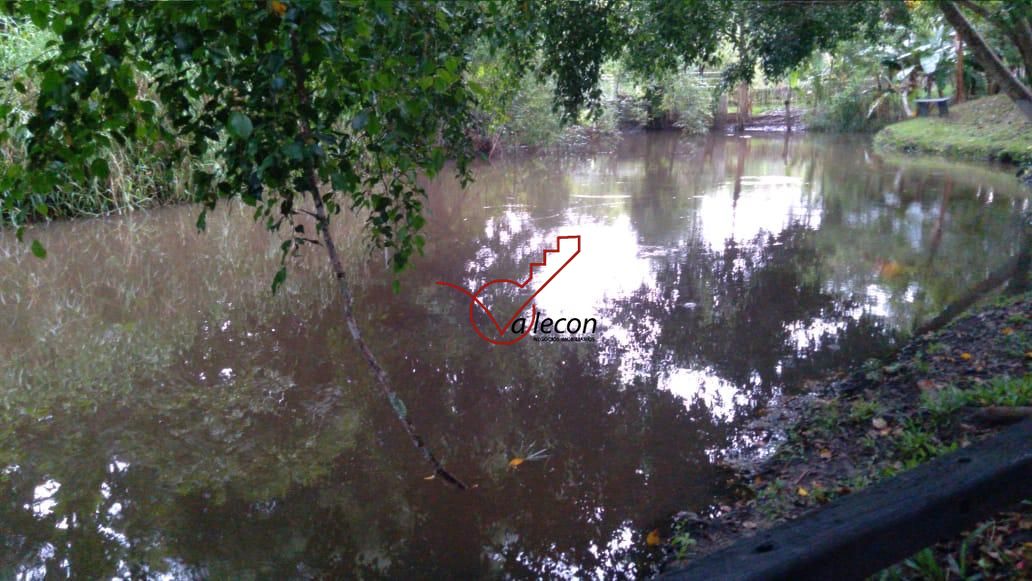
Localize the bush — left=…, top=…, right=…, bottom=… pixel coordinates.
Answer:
left=502, top=74, right=565, bottom=148
left=807, top=85, right=905, bottom=133
left=1, top=17, right=198, bottom=223
left=658, top=73, right=714, bottom=134
left=593, top=93, right=649, bottom=133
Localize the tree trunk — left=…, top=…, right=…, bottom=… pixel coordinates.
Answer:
left=940, top=0, right=1032, bottom=121
left=900, top=86, right=913, bottom=118
left=736, top=82, right=750, bottom=132
left=955, top=32, right=965, bottom=103
left=956, top=0, right=1032, bottom=86
left=289, top=32, right=466, bottom=490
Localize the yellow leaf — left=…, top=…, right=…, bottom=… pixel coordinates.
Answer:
left=797, top=486, right=809, bottom=497
left=508, top=457, right=525, bottom=469
left=879, top=260, right=903, bottom=279
left=646, top=529, right=661, bottom=546
left=819, top=448, right=832, bottom=460
left=270, top=0, right=287, bottom=16
left=960, top=352, right=972, bottom=361
left=1002, top=326, right=1015, bottom=335
left=1026, top=351, right=1032, bottom=359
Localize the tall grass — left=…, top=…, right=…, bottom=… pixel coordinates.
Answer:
left=1, top=16, right=199, bottom=224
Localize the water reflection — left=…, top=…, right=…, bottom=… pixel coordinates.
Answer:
left=1, top=134, right=1027, bottom=578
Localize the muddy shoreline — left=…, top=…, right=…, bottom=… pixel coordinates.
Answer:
left=659, top=291, right=1032, bottom=578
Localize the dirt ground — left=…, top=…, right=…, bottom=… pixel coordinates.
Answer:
left=660, top=292, right=1032, bottom=579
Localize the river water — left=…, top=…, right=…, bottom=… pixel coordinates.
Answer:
left=1, top=133, right=1028, bottom=579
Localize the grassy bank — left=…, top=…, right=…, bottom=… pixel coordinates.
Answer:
left=661, top=290, right=1032, bottom=578
left=874, top=95, right=1032, bottom=165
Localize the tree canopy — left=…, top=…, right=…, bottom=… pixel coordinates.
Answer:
left=1, top=1, right=899, bottom=265
left=3, top=0, right=1020, bottom=486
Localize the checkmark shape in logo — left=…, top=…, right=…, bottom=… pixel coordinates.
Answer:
left=437, top=235, right=581, bottom=345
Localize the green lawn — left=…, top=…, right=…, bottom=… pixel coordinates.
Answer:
left=874, top=95, right=1032, bottom=164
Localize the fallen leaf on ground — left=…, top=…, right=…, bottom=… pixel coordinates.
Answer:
left=743, top=521, right=758, bottom=529
left=424, top=474, right=435, bottom=480
left=797, top=486, right=809, bottom=497
left=960, top=352, right=972, bottom=361
left=819, top=448, right=832, bottom=460
left=1002, top=326, right=1015, bottom=335
left=917, top=379, right=940, bottom=391
left=872, top=417, right=888, bottom=430
left=646, top=529, right=661, bottom=546
left=508, top=457, right=525, bottom=469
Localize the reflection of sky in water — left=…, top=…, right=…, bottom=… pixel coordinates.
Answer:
left=699, top=176, right=817, bottom=247
left=4, top=133, right=1028, bottom=579
left=478, top=163, right=831, bottom=419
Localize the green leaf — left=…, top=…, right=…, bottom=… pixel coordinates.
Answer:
left=90, top=158, right=110, bottom=179
left=31, top=240, right=47, bottom=259
left=919, top=52, right=940, bottom=75
left=350, top=110, right=369, bottom=131
left=271, top=266, right=287, bottom=294
left=228, top=111, right=253, bottom=139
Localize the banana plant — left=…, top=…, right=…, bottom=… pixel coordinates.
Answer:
left=864, top=16, right=956, bottom=119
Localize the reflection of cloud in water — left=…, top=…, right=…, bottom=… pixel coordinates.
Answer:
left=659, top=367, right=754, bottom=421
left=700, top=176, right=819, bottom=247
left=28, top=479, right=61, bottom=518
left=490, top=522, right=638, bottom=580
left=532, top=215, right=653, bottom=319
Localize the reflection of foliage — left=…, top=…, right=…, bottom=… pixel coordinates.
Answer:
left=605, top=223, right=901, bottom=426
left=1, top=133, right=1027, bottom=578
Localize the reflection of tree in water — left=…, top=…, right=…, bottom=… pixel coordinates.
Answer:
left=2, top=134, right=1028, bottom=579
left=0, top=258, right=734, bottom=578
left=602, top=221, right=901, bottom=426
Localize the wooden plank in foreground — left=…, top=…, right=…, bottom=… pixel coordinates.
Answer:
left=661, top=419, right=1032, bottom=581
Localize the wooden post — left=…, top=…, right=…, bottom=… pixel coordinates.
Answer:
left=785, top=91, right=792, bottom=133
left=955, top=31, right=965, bottom=103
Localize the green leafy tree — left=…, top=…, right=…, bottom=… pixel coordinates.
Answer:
left=0, top=0, right=491, bottom=486
left=938, top=0, right=1032, bottom=121
left=0, top=0, right=940, bottom=488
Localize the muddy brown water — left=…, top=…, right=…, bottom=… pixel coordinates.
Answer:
left=1, top=133, right=1028, bottom=579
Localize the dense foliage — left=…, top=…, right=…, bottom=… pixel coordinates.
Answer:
left=1, top=1, right=489, bottom=276
left=0, top=0, right=902, bottom=250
